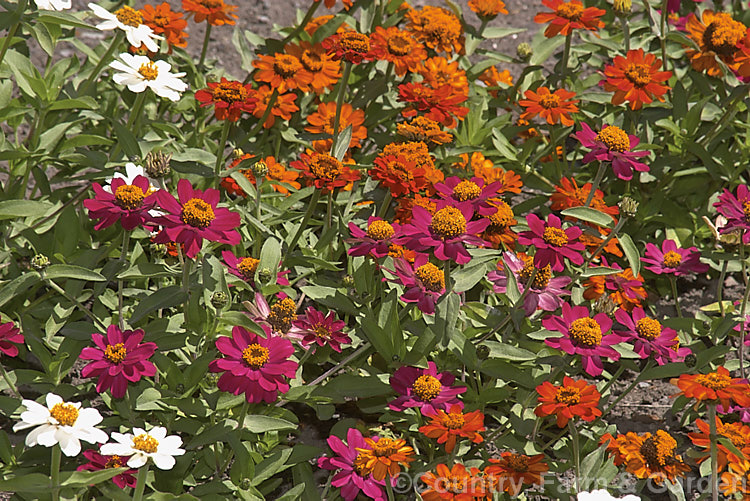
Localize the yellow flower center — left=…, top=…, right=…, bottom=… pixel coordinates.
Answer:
left=266, top=297, right=297, bottom=333
left=339, top=32, right=370, bottom=54
left=539, top=93, right=561, bottom=109
left=237, top=257, right=260, bottom=279
left=301, top=50, right=323, bottom=72
left=555, top=386, right=581, bottom=405
left=640, top=430, right=677, bottom=467
left=313, top=324, right=332, bottom=338
left=104, top=343, right=127, bottom=364
left=273, top=54, right=302, bottom=78
left=595, top=126, right=630, bottom=152
left=199, top=0, right=223, bottom=8
left=488, top=201, right=515, bottom=229
left=414, top=263, right=446, bottom=292
left=50, top=403, right=79, bottom=426
left=138, top=62, right=159, bottom=81
left=443, top=411, right=465, bottom=429
left=452, top=180, right=482, bottom=201
left=242, top=343, right=270, bottom=369
left=695, top=371, right=732, bottom=390
left=556, top=2, right=584, bottom=21
left=132, top=434, right=159, bottom=454
left=507, top=454, right=530, bottom=472
left=703, top=15, right=746, bottom=55
left=387, top=33, right=412, bottom=56
left=624, top=63, right=652, bottom=87
left=309, top=154, right=343, bottom=181
left=743, top=201, right=750, bottom=222
left=114, top=185, right=145, bottom=210
left=366, top=220, right=395, bottom=240
left=662, top=250, right=682, bottom=268
left=635, top=317, right=662, bottom=340
left=213, top=81, right=249, bottom=103
left=568, top=317, right=603, bottom=347
left=542, top=226, right=569, bottom=247
left=371, top=437, right=400, bottom=457
left=115, top=6, right=143, bottom=27
left=105, top=455, right=125, bottom=468
left=430, top=206, right=467, bottom=239
left=412, top=374, right=442, bottom=401
left=181, top=198, right=215, bottom=228
left=519, top=255, right=552, bottom=289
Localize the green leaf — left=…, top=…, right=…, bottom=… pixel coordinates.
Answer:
left=129, top=286, right=187, bottom=324
left=202, top=254, right=229, bottom=313
left=258, top=237, right=282, bottom=287
left=619, top=233, right=641, bottom=277
left=483, top=27, right=526, bottom=39
left=484, top=341, right=536, bottom=361
left=244, top=415, right=297, bottom=433
left=580, top=267, right=622, bottom=278
left=45, top=264, right=106, bottom=282
left=112, top=120, right=142, bottom=158
left=0, top=199, right=54, bottom=219
left=59, top=468, right=128, bottom=487
left=47, top=97, right=97, bottom=111
left=332, top=125, right=352, bottom=161
left=0, top=473, right=51, bottom=492
left=560, top=207, right=613, bottom=227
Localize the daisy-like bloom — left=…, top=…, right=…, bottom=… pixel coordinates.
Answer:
left=543, top=302, right=622, bottom=376
left=396, top=116, right=453, bottom=146
left=152, top=179, right=241, bottom=259
left=209, top=324, right=298, bottom=403
left=77, top=449, right=138, bottom=489
left=285, top=41, right=341, bottom=94
left=383, top=140, right=437, bottom=173
left=419, top=404, right=485, bottom=454
left=383, top=254, right=446, bottom=315
left=0, top=321, right=23, bottom=357
left=689, top=416, right=750, bottom=472
left=89, top=4, right=161, bottom=52
left=101, top=426, right=184, bottom=470
left=244, top=293, right=304, bottom=340
left=533, top=0, right=605, bottom=38
left=291, top=151, right=360, bottom=195
left=481, top=200, right=519, bottom=249
left=369, top=155, right=427, bottom=198
left=454, top=153, right=523, bottom=195
left=479, top=66, right=513, bottom=98
left=80, top=325, right=157, bottom=399
left=574, top=123, right=650, bottom=181
left=388, top=361, right=466, bottom=415
left=418, top=57, right=469, bottom=97
left=714, top=184, right=750, bottom=243
left=685, top=10, right=750, bottom=77
left=355, top=436, right=415, bottom=481
left=642, top=239, right=709, bottom=277
left=305, top=101, right=367, bottom=151
left=433, top=176, right=503, bottom=215
left=13, top=393, right=108, bottom=457
left=600, top=432, right=629, bottom=466
left=105, top=162, right=154, bottom=189
left=140, top=2, right=188, bottom=51
left=249, top=85, right=299, bottom=129
left=370, top=27, right=427, bottom=77
left=394, top=194, right=438, bottom=225
left=488, top=252, right=571, bottom=315
left=182, top=0, right=237, bottom=25
left=222, top=154, right=300, bottom=196
left=34, top=0, right=71, bottom=11
left=535, top=376, right=602, bottom=427
left=673, top=366, right=750, bottom=409
left=109, top=53, right=187, bottom=102
left=220, top=250, right=289, bottom=287
left=602, top=49, right=672, bottom=110
left=398, top=83, right=469, bottom=129
left=194, top=78, right=256, bottom=122
left=317, top=428, right=387, bottom=501
left=84, top=174, right=157, bottom=231
left=550, top=177, right=619, bottom=219
left=405, top=5, right=463, bottom=55
left=517, top=213, right=585, bottom=272
left=485, top=452, right=548, bottom=496
left=322, top=31, right=374, bottom=64
left=420, top=463, right=486, bottom=500
left=616, top=430, right=690, bottom=484
left=346, top=217, right=400, bottom=259
left=614, top=307, right=690, bottom=365
left=253, top=53, right=313, bottom=93
left=518, top=87, right=579, bottom=126
left=583, top=265, right=647, bottom=312
left=469, top=0, right=508, bottom=19
left=294, top=307, right=351, bottom=353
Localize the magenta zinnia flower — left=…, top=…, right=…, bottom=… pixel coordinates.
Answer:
left=243, top=292, right=305, bottom=341
left=614, top=307, right=690, bottom=365
left=574, top=123, right=650, bottom=181
left=382, top=253, right=446, bottom=315
left=317, top=428, right=387, bottom=501
left=432, top=176, right=503, bottom=215
left=221, top=251, right=290, bottom=287
left=389, top=361, right=466, bottom=415
left=714, top=185, right=750, bottom=244
left=395, top=205, right=489, bottom=264
left=517, top=213, right=585, bottom=272
left=153, top=179, right=241, bottom=258
left=294, top=307, right=351, bottom=352
left=487, top=252, right=571, bottom=315
left=79, top=325, right=157, bottom=399
left=209, top=324, right=298, bottom=403
left=83, top=175, right=158, bottom=231
left=641, top=239, right=709, bottom=276
left=0, top=321, right=23, bottom=357
left=346, top=217, right=400, bottom=258
left=77, top=449, right=138, bottom=489
left=543, top=302, right=622, bottom=377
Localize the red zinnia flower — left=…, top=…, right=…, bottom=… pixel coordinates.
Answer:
left=419, top=404, right=485, bottom=453
left=398, top=83, right=469, bottom=129
left=322, top=31, right=374, bottom=64
left=517, top=213, right=584, bottom=272
left=369, top=154, right=428, bottom=198
left=535, top=376, right=601, bottom=427
left=533, top=0, right=605, bottom=38
left=602, top=49, right=672, bottom=110
left=673, top=366, right=750, bottom=409
left=0, top=321, right=23, bottom=357
left=291, top=151, right=360, bottom=194
left=84, top=175, right=157, bottom=231
left=194, top=78, right=256, bottom=122
left=249, top=85, right=299, bottom=129
left=77, top=449, right=138, bottom=489
left=293, top=307, right=351, bottom=353
left=518, top=87, right=579, bottom=126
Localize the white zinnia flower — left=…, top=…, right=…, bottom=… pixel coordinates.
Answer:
left=578, top=490, right=640, bottom=501
left=34, top=0, right=72, bottom=11
left=12, top=393, right=108, bottom=457
left=88, top=3, right=161, bottom=52
left=100, top=426, right=185, bottom=470
left=110, top=53, right=187, bottom=102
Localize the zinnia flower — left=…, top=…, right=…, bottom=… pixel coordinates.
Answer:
left=398, top=83, right=469, bottom=129
left=535, top=376, right=602, bottom=427
left=582, top=261, right=647, bottom=312
left=84, top=174, right=157, bottom=231
left=405, top=5, right=463, bottom=55
left=222, top=154, right=300, bottom=196
left=285, top=41, right=341, bottom=94
left=673, top=366, right=750, bottom=409
left=322, top=31, right=374, bottom=64
left=481, top=200, right=519, bottom=249
left=396, top=116, right=453, bottom=146
left=533, top=0, right=605, bottom=38
left=220, top=250, right=289, bottom=287
left=388, top=361, right=466, bottom=414
left=250, top=85, right=299, bottom=128
left=109, top=53, right=187, bottom=102
left=602, top=49, right=672, bottom=110
left=432, top=176, right=503, bottom=215
left=517, top=213, right=585, bottom=272
left=574, top=123, right=650, bottom=181
left=77, top=449, right=138, bottom=488
left=468, top=0, right=508, bottom=19
left=317, top=428, right=388, bottom=501
left=614, top=430, right=690, bottom=484
left=641, top=239, right=709, bottom=276
left=140, top=2, right=187, bottom=50
left=689, top=416, right=750, bottom=472
left=382, top=254, right=446, bottom=315
left=420, top=463, right=486, bottom=500
left=305, top=101, right=367, bottom=151
left=243, top=293, right=304, bottom=339
left=355, top=436, right=415, bottom=481
left=370, top=26, right=426, bottom=76
left=100, top=426, right=184, bottom=470
left=418, top=404, right=485, bottom=453
left=89, top=3, right=161, bottom=52
left=614, top=307, right=690, bottom=365
left=418, top=56, right=469, bottom=97
left=292, top=151, right=360, bottom=194
left=253, top=53, right=313, bottom=92
left=0, top=321, right=23, bottom=357
left=293, top=307, right=351, bottom=352
left=518, top=87, right=579, bottom=126
left=194, top=78, right=256, bottom=121
left=346, top=217, right=400, bottom=259
left=369, top=154, right=428, bottom=198
left=182, top=0, right=237, bottom=25
left=714, top=184, right=750, bottom=244
left=34, top=0, right=71, bottom=10
left=685, top=10, right=750, bottom=77
left=484, top=452, right=548, bottom=496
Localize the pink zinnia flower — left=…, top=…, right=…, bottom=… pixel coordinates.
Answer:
left=80, top=325, right=157, bottom=399
left=388, top=361, right=466, bottom=415
left=346, top=217, right=400, bottom=259
left=395, top=205, right=489, bottom=265
left=641, top=239, right=709, bottom=276
left=517, top=213, right=585, bottom=272
left=317, top=428, right=387, bottom=501
left=614, top=307, right=690, bottom=365
left=543, top=302, right=622, bottom=377
left=221, top=251, right=290, bottom=287
left=0, top=321, right=24, bottom=357
left=83, top=175, right=158, bottom=230
left=77, top=449, right=138, bottom=489
left=382, top=253, right=446, bottom=315
left=153, top=179, right=241, bottom=258
left=487, top=252, right=571, bottom=315
left=294, top=307, right=351, bottom=352
left=432, top=176, right=503, bottom=215
left=714, top=185, right=750, bottom=244
left=209, top=324, right=298, bottom=403
left=574, top=123, right=650, bottom=181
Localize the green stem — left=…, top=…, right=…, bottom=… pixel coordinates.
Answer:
left=669, top=275, right=682, bottom=318
left=110, top=91, right=147, bottom=161
left=443, top=260, right=453, bottom=297
left=239, top=89, right=279, bottom=147
left=79, top=32, right=124, bottom=95
left=132, top=463, right=149, bottom=501
left=717, top=259, right=728, bottom=318
left=0, top=23, right=19, bottom=70
left=254, top=175, right=263, bottom=223
left=620, top=16, right=630, bottom=52
left=659, top=0, right=668, bottom=73
left=569, top=421, right=581, bottom=494
left=700, top=88, right=747, bottom=147
left=583, top=217, right=626, bottom=267
left=0, top=363, right=20, bottom=399
left=308, top=343, right=371, bottom=386
left=559, top=33, right=572, bottom=85
left=118, top=230, right=131, bottom=330
left=199, top=24, right=212, bottom=68
left=384, top=478, right=395, bottom=501
left=474, top=268, right=537, bottom=345
left=214, top=120, right=232, bottom=176
left=708, top=404, right=719, bottom=501
left=583, top=161, right=607, bottom=207
left=284, top=189, right=322, bottom=263
left=45, top=277, right=107, bottom=331
left=218, top=400, right=250, bottom=473
left=330, top=61, right=352, bottom=156
left=51, top=445, right=61, bottom=501
left=281, top=0, right=321, bottom=44
left=377, top=192, right=392, bottom=219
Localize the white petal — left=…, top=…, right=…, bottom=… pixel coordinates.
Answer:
left=158, top=436, right=183, bottom=452
left=126, top=453, right=148, bottom=469
left=126, top=81, right=149, bottom=93
left=45, top=394, right=63, bottom=409
left=95, top=20, right=118, bottom=31
left=35, top=427, right=60, bottom=447
left=149, top=427, right=167, bottom=441
left=151, top=453, right=176, bottom=470
left=76, top=408, right=103, bottom=427
left=100, top=442, right=133, bottom=456
left=57, top=432, right=81, bottom=457
left=111, top=432, right=134, bottom=445
left=25, top=425, right=50, bottom=447
left=77, top=427, right=109, bottom=444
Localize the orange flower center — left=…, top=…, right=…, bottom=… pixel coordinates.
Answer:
left=50, top=402, right=78, bottom=426
left=339, top=32, right=370, bottom=54
left=415, top=263, right=445, bottom=292
left=542, top=226, right=569, bottom=247
left=266, top=297, right=297, bottom=333
left=556, top=2, right=584, bottom=21
left=488, top=201, right=515, bottom=229
left=506, top=454, right=530, bottom=472
left=743, top=201, right=750, bottom=222
left=412, top=374, right=442, bottom=401
left=519, top=255, right=552, bottom=289
left=237, top=257, right=260, bottom=279
left=132, top=434, right=159, bottom=453
left=703, top=15, right=746, bottom=55
left=181, top=198, right=215, bottom=228
left=430, top=206, right=467, bottom=239
left=313, top=323, right=332, bottom=338
left=115, top=6, right=143, bottom=27
left=105, top=455, right=125, bottom=468
left=719, top=424, right=747, bottom=447
left=366, top=220, right=395, bottom=240
left=538, top=93, right=561, bottom=109
left=568, top=317, right=603, bottom=347
left=387, top=33, right=412, bottom=56
left=695, top=371, right=732, bottom=390
left=452, top=180, right=482, bottom=201
left=104, top=343, right=127, bottom=364
left=273, top=54, right=302, bottom=78
left=595, top=126, right=630, bottom=152
left=301, top=50, right=323, bottom=72
left=640, top=430, right=677, bottom=467
left=443, top=411, right=465, bottom=429
left=213, top=81, right=249, bottom=103
left=199, top=0, right=223, bottom=8
left=555, top=386, right=581, bottom=405
left=388, top=244, right=406, bottom=258
left=138, top=62, right=159, bottom=81
left=152, top=14, right=170, bottom=27
left=662, top=250, right=682, bottom=268
left=114, top=185, right=145, bottom=210
left=242, top=343, right=269, bottom=369
left=309, top=154, right=343, bottom=181
left=635, top=317, right=662, bottom=340
left=370, top=437, right=400, bottom=457
left=624, top=63, right=652, bottom=87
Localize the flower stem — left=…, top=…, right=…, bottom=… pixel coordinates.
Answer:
left=569, top=421, right=581, bottom=494
left=659, top=0, right=668, bottom=73
left=0, top=22, right=19, bottom=71
left=384, top=477, right=396, bottom=501
left=474, top=268, right=537, bottom=345
left=330, top=61, right=352, bottom=156
left=443, top=260, right=453, bottom=297
left=79, top=31, right=124, bottom=95
left=717, top=259, right=728, bottom=318
left=280, top=0, right=321, bottom=44
left=308, top=342, right=371, bottom=386
left=669, top=275, right=682, bottom=318
left=199, top=24, right=212, bottom=68
left=708, top=404, right=719, bottom=501
left=583, top=161, right=607, bottom=207
left=44, top=276, right=107, bottom=331
left=254, top=175, right=263, bottom=223
left=0, top=363, right=20, bottom=399
left=51, top=445, right=61, bottom=501
left=559, top=33, right=572, bottom=85
left=284, top=188, right=322, bottom=263
left=583, top=217, right=626, bottom=267
left=620, top=16, right=630, bottom=51
left=118, top=230, right=131, bottom=330
left=214, top=120, right=232, bottom=176
left=110, top=91, right=147, bottom=161
left=132, top=463, right=150, bottom=501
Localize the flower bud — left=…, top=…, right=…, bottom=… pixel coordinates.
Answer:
left=684, top=353, right=697, bottom=368
left=342, top=275, right=355, bottom=288
left=258, top=267, right=273, bottom=283
left=593, top=294, right=617, bottom=316
left=252, top=160, right=268, bottom=178
left=232, top=148, right=245, bottom=160
left=613, top=0, right=631, bottom=15
left=239, top=478, right=252, bottom=490
left=211, top=291, right=229, bottom=309
left=516, top=43, right=533, bottom=61
left=31, top=254, right=50, bottom=271
left=144, top=150, right=172, bottom=179
left=476, top=345, right=490, bottom=360
left=618, top=196, right=639, bottom=218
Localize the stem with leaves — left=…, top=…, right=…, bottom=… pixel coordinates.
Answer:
left=669, top=275, right=682, bottom=318
left=118, top=230, right=131, bottom=330
left=583, top=161, right=607, bottom=207
left=330, top=62, right=353, bottom=156
left=51, top=445, right=61, bottom=501
left=214, top=120, right=232, bottom=175
left=199, top=24, right=212, bottom=67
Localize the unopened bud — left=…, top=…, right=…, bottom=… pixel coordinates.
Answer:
left=391, top=354, right=400, bottom=362
left=239, top=478, right=252, bottom=490
left=613, top=0, right=631, bottom=15
left=31, top=254, right=49, bottom=271
left=144, top=150, right=172, bottom=179
left=342, top=275, right=355, bottom=288
left=232, top=148, right=245, bottom=160
left=476, top=345, right=490, bottom=360
left=684, top=353, right=697, bottom=368
left=211, top=291, right=229, bottom=309
left=258, top=267, right=273, bottom=283
left=150, top=242, right=167, bottom=257
left=516, top=43, right=533, bottom=61
left=593, top=294, right=617, bottom=316
left=618, top=196, right=639, bottom=218
left=252, top=160, right=268, bottom=178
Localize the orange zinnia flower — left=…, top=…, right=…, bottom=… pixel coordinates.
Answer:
left=673, top=366, right=750, bottom=409
left=222, top=154, right=301, bottom=196
left=518, top=87, right=579, bottom=126
left=305, top=101, right=367, bottom=151
left=395, top=194, right=437, bottom=224
left=369, top=155, right=427, bottom=198
left=291, top=151, right=360, bottom=194
left=481, top=199, right=518, bottom=249
left=535, top=376, right=602, bottom=428
left=583, top=266, right=646, bottom=311
left=418, top=57, right=469, bottom=96
left=140, top=2, right=188, bottom=50
left=421, top=463, right=486, bottom=500
left=405, top=5, right=464, bottom=55
left=316, top=0, right=353, bottom=9
left=602, top=49, right=672, bottom=110
left=397, top=117, right=453, bottom=146
left=399, top=83, right=469, bottom=129
left=617, top=430, right=691, bottom=484
left=689, top=416, right=750, bottom=472
left=454, top=153, right=523, bottom=194
left=383, top=141, right=437, bottom=174
left=419, top=404, right=485, bottom=454
left=182, top=0, right=237, bottom=25
left=194, top=78, right=256, bottom=122
left=369, top=26, right=426, bottom=77
left=285, top=41, right=341, bottom=94
left=534, top=0, right=605, bottom=38
left=253, top=53, right=313, bottom=93
left=355, top=436, right=415, bottom=481
left=322, top=31, right=374, bottom=64
left=468, top=0, right=508, bottom=19
left=550, top=177, right=619, bottom=218
left=484, top=452, right=548, bottom=496
left=250, top=86, right=299, bottom=129
left=479, top=66, right=513, bottom=98
left=304, top=15, right=351, bottom=37
left=601, top=432, right=629, bottom=466
left=720, top=460, right=750, bottom=497
left=685, top=10, right=750, bottom=77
